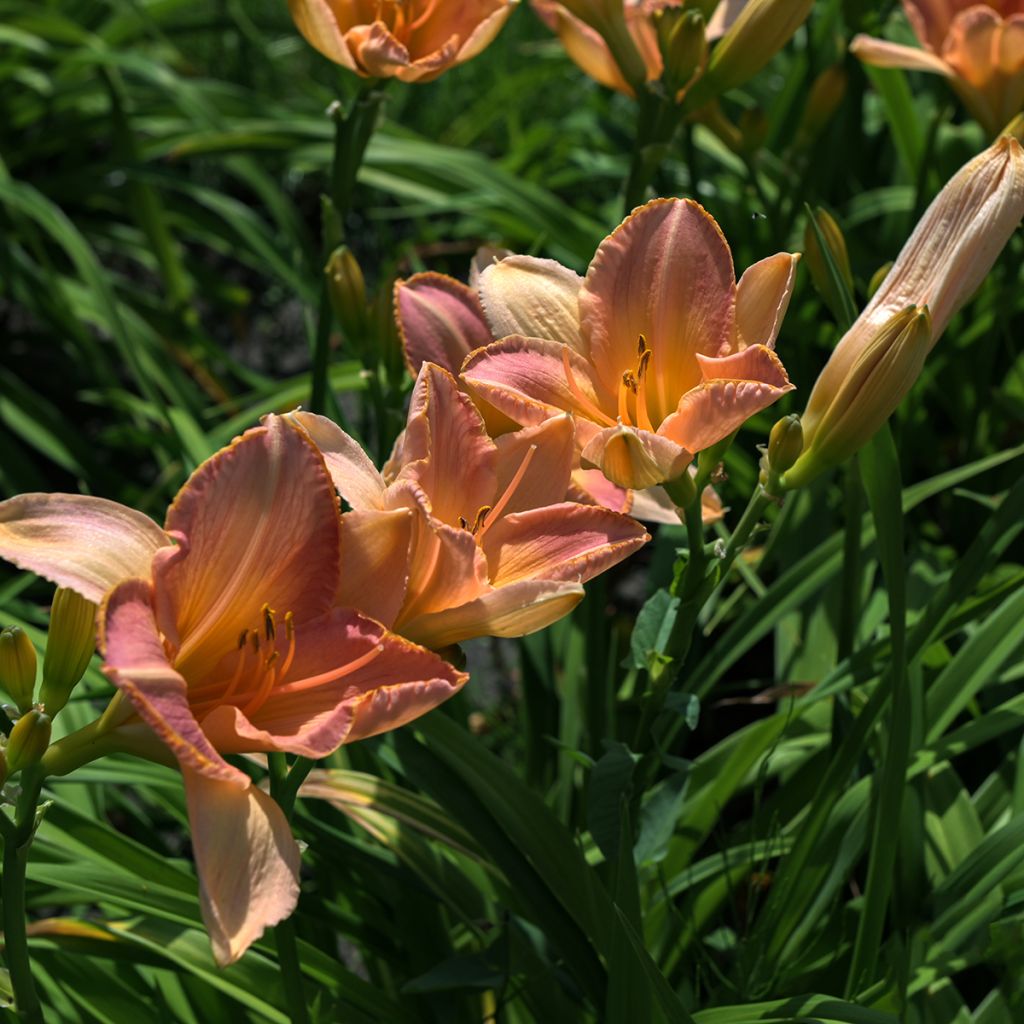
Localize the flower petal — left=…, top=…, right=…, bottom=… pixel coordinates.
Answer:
left=492, top=415, right=576, bottom=516
left=478, top=255, right=585, bottom=351
left=0, top=494, right=170, bottom=604
left=101, top=579, right=241, bottom=784
left=481, top=502, right=649, bottom=586
left=155, top=417, right=341, bottom=678
left=732, top=252, right=800, bottom=350
left=346, top=22, right=411, bottom=76
left=394, top=364, right=497, bottom=528
left=849, top=34, right=953, bottom=76
left=289, top=411, right=386, bottom=510
left=462, top=335, right=612, bottom=430
left=183, top=768, right=300, bottom=966
left=200, top=608, right=467, bottom=756
left=452, top=2, right=518, bottom=65
left=399, top=578, right=586, bottom=649
left=580, top=199, right=737, bottom=424
left=395, top=273, right=493, bottom=377
left=287, top=0, right=360, bottom=72
left=533, top=1, right=634, bottom=94
left=569, top=468, right=631, bottom=514
left=581, top=425, right=692, bottom=490
left=336, top=509, right=412, bottom=627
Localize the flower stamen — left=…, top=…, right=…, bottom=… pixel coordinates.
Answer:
left=562, top=348, right=616, bottom=427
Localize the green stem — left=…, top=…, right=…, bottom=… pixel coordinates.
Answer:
left=268, top=753, right=313, bottom=1024
left=837, top=458, right=863, bottom=663
left=713, top=486, right=772, bottom=596
left=623, top=92, right=685, bottom=215
left=2, top=768, right=45, bottom=1024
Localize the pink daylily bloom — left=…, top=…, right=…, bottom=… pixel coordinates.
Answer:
left=851, top=1, right=1024, bottom=135
left=462, top=198, right=797, bottom=490
left=288, top=0, right=517, bottom=83
left=394, top=255, right=722, bottom=522
left=291, top=363, right=649, bottom=650
left=0, top=417, right=465, bottom=965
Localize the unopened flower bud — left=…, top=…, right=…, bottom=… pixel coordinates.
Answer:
left=6, top=709, right=51, bottom=775
left=661, top=10, right=707, bottom=100
left=326, top=246, right=369, bottom=344
left=0, top=627, right=37, bottom=713
left=797, top=65, right=848, bottom=146
left=866, top=262, right=893, bottom=300
left=767, top=415, right=804, bottom=474
left=40, top=588, right=96, bottom=718
left=804, top=207, right=855, bottom=321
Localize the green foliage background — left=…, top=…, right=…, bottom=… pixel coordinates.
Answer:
left=1, top=0, right=1023, bottom=1021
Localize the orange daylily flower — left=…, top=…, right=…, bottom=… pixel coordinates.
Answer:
left=785, top=133, right=1024, bottom=487
left=462, top=198, right=797, bottom=491
left=291, top=363, right=650, bottom=650
left=0, top=417, right=466, bottom=965
left=851, top=1, right=1024, bottom=135
left=289, top=0, right=517, bottom=82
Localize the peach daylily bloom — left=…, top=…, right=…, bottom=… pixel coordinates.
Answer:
left=394, top=262, right=723, bottom=524
left=785, top=133, right=1024, bottom=487
left=289, top=0, right=517, bottom=82
left=0, top=417, right=465, bottom=965
left=851, top=2, right=1024, bottom=135
left=291, top=364, right=649, bottom=650
left=461, top=198, right=797, bottom=491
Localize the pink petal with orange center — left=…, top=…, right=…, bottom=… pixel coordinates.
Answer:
left=581, top=425, right=692, bottom=489
left=579, top=199, right=737, bottom=421
left=395, top=273, right=492, bottom=377
left=153, top=417, right=341, bottom=678
left=478, top=256, right=585, bottom=351
left=395, top=364, right=498, bottom=528
left=492, top=415, right=576, bottom=516
left=289, top=411, right=386, bottom=510
left=732, top=253, right=800, bottom=351
left=336, top=508, right=413, bottom=626
left=0, top=494, right=170, bottom=604
left=183, top=768, right=300, bottom=966
left=849, top=33, right=954, bottom=75
left=101, top=579, right=242, bottom=785
left=481, top=502, right=649, bottom=586
left=399, top=578, right=586, bottom=649
left=200, top=608, right=466, bottom=756
left=462, top=335, right=613, bottom=431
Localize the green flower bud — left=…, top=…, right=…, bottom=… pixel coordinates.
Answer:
left=326, top=245, right=369, bottom=344
left=804, top=207, right=855, bottom=322
left=6, top=709, right=51, bottom=775
left=767, top=414, right=804, bottom=474
left=0, top=627, right=37, bottom=713
left=40, top=588, right=97, bottom=718
left=661, top=10, right=707, bottom=101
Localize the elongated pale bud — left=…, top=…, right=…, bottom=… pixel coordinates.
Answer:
left=804, top=207, right=855, bottom=321
left=326, top=246, right=369, bottom=343
left=785, top=307, right=931, bottom=488
left=0, top=626, right=37, bottom=713
left=705, top=0, right=814, bottom=92
left=660, top=10, right=707, bottom=100
left=40, top=588, right=96, bottom=717
left=6, top=709, right=51, bottom=776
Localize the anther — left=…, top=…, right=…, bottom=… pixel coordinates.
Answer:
left=237, top=629, right=249, bottom=650
left=470, top=506, right=492, bottom=534
left=262, top=603, right=276, bottom=642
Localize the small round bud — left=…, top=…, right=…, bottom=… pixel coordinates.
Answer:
left=0, top=627, right=38, bottom=713
left=6, top=709, right=51, bottom=775
left=767, top=415, right=804, bottom=474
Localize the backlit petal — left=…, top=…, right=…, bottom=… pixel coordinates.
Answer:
left=289, top=411, right=386, bottom=510
left=336, top=509, right=412, bottom=627
left=478, top=256, right=585, bottom=351
left=580, top=199, right=737, bottom=423
left=183, top=769, right=300, bottom=966
left=581, top=424, right=692, bottom=489
left=481, top=503, right=649, bottom=586
left=155, top=417, right=341, bottom=678
left=733, top=253, right=800, bottom=350
left=0, top=494, right=170, bottom=604
left=395, top=273, right=493, bottom=377
left=287, top=0, right=360, bottom=72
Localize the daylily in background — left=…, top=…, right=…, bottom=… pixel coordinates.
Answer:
left=292, top=363, right=650, bottom=650
left=785, top=133, right=1024, bottom=487
left=462, top=197, right=797, bottom=491
left=851, top=1, right=1024, bottom=136
left=394, top=258, right=723, bottom=523
left=0, top=417, right=466, bottom=965
left=288, top=0, right=518, bottom=81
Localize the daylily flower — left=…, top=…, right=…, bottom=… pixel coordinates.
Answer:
left=851, top=1, right=1024, bottom=136
left=394, top=260, right=723, bottom=523
left=461, top=198, right=797, bottom=491
left=0, top=417, right=466, bottom=965
left=785, top=133, right=1024, bottom=487
left=291, top=363, right=650, bottom=650
left=288, top=0, right=517, bottom=82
